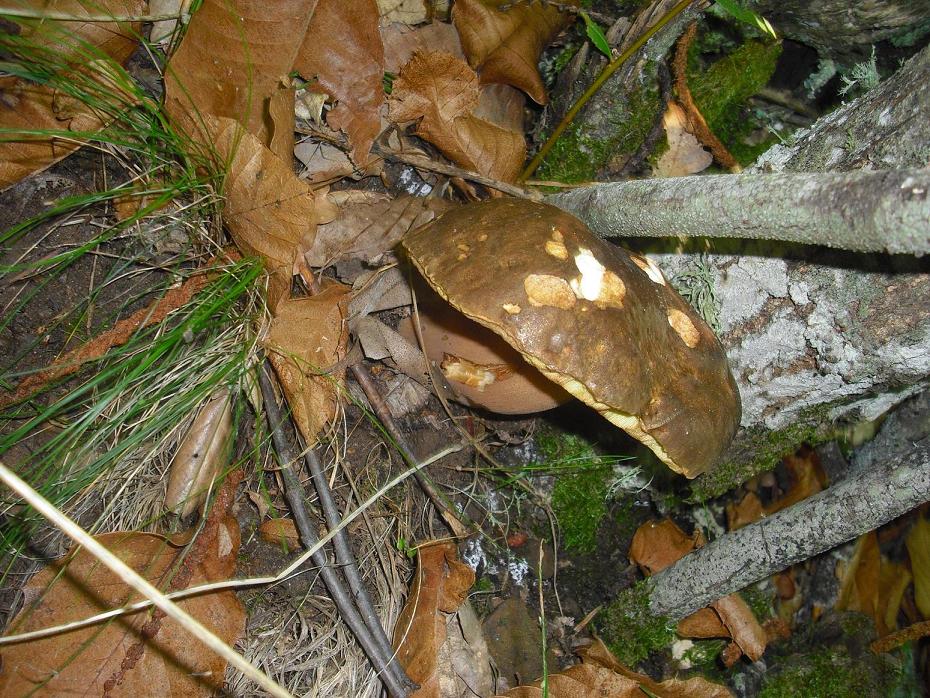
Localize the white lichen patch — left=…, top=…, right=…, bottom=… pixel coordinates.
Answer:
left=668, top=309, right=700, bottom=347
left=524, top=274, right=576, bottom=309
left=630, top=253, right=666, bottom=285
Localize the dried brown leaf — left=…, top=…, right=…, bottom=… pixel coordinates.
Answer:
left=629, top=519, right=697, bottom=575
left=0, top=525, right=245, bottom=696
left=382, top=20, right=464, bottom=73
left=677, top=607, right=729, bottom=639
left=711, top=594, right=767, bottom=661
left=766, top=447, right=827, bottom=515
left=394, top=541, right=475, bottom=696
left=264, top=282, right=350, bottom=445
left=726, top=491, right=764, bottom=531
left=163, top=0, right=316, bottom=159
left=452, top=0, right=574, bottom=104
left=294, top=139, right=357, bottom=184
left=295, top=0, right=385, bottom=166
left=877, top=559, right=912, bottom=636
left=165, top=387, right=233, bottom=519
left=259, top=518, right=301, bottom=551
left=307, top=190, right=451, bottom=267
left=836, top=531, right=881, bottom=629
left=378, top=0, right=430, bottom=24
left=906, top=515, right=930, bottom=618
left=388, top=50, right=525, bottom=181
left=654, top=101, right=712, bottom=178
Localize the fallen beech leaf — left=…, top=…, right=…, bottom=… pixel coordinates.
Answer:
left=654, top=101, right=713, bottom=178
left=0, top=524, right=245, bottom=695
left=149, top=0, right=193, bottom=44
left=629, top=519, right=697, bottom=575
left=295, top=0, right=385, bottom=166
left=208, top=115, right=320, bottom=302
left=259, top=517, right=301, bottom=551
left=677, top=607, right=728, bottom=639
left=836, top=531, right=881, bottom=629
left=264, top=282, right=350, bottom=445
left=164, top=0, right=316, bottom=160
left=308, top=190, right=451, bottom=267
left=378, top=0, right=430, bottom=24
left=393, top=541, right=475, bottom=696
left=0, top=0, right=145, bottom=190
left=452, top=0, right=574, bottom=105
left=165, top=387, right=233, bottom=519
left=906, top=515, right=930, bottom=618
left=382, top=20, right=465, bottom=73
left=711, top=594, right=767, bottom=661
left=389, top=50, right=526, bottom=181
left=726, top=490, right=764, bottom=530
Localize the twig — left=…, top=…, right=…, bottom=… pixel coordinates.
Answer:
left=258, top=364, right=413, bottom=698
left=871, top=619, right=930, bottom=654
left=672, top=22, right=741, bottom=172
left=349, top=364, right=474, bottom=538
left=0, top=8, right=183, bottom=22
left=521, top=0, right=696, bottom=181
left=0, top=461, right=292, bottom=698
left=301, top=441, right=416, bottom=693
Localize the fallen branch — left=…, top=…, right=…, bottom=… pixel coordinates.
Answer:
left=643, top=435, right=930, bottom=621
left=549, top=168, right=930, bottom=256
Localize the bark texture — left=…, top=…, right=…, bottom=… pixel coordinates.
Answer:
left=647, top=432, right=930, bottom=621
left=549, top=45, right=930, bottom=497
left=746, top=0, right=930, bottom=64
left=549, top=169, right=930, bottom=255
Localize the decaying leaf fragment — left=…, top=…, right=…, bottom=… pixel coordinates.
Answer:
left=452, top=0, right=575, bottom=104
left=0, top=523, right=245, bottom=696
left=263, top=281, right=351, bottom=445
left=295, top=0, right=386, bottom=166
left=308, top=190, right=451, bottom=267
left=389, top=50, right=526, bottom=181
left=393, top=541, right=476, bottom=696
left=259, top=517, right=301, bottom=551
left=165, top=387, right=233, bottom=519
left=654, top=101, right=713, bottom=178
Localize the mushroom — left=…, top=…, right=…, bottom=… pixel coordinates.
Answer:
left=397, top=280, right=571, bottom=414
left=402, top=198, right=741, bottom=478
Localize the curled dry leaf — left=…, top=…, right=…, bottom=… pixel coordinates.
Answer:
left=259, top=517, right=301, bottom=551
left=452, top=0, right=575, bottom=105
left=295, top=0, right=385, bottom=167
left=307, top=190, right=451, bottom=267
left=726, top=491, right=764, bottom=531
left=766, top=447, right=827, bottom=515
left=165, top=387, right=233, bottom=519
left=377, top=0, right=431, bottom=25
left=0, top=524, right=245, bottom=696
left=711, top=594, right=767, bottom=662
left=263, top=281, right=350, bottom=445
left=393, top=541, right=476, bottom=697
left=629, top=518, right=698, bottom=575
left=295, top=139, right=357, bottom=184
left=677, top=607, right=729, bottom=639
left=0, top=0, right=145, bottom=191
left=163, top=0, right=317, bottom=160
left=654, top=101, right=713, bottom=178
left=878, top=559, right=912, bottom=636
left=389, top=50, right=526, bottom=182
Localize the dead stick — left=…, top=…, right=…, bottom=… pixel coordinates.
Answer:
left=645, top=436, right=930, bottom=620
left=258, top=364, right=412, bottom=698
left=300, top=438, right=417, bottom=693
left=871, top=619, right=930, bottom=654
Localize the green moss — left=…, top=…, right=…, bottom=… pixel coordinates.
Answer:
left=598, top=580, right=676, bottom=667
left=688, top=39, right=782, bottom=165
left=759, top=645, right=900, bottom=697
left=543, top=432, right=613, bottom=553
left=690, top=414, right=827, bottom=501
left=536, top=86, right=660, bottom=183
left=740, top=583, right=774, bottom=621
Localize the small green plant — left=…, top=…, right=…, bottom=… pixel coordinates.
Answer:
left=673, top=254, right=722, bottom=334
left=714, top=0, right=777, bottom=39
left=395, top=536, right=418, bottom=559
left=579, top=11, right=611, bottom=59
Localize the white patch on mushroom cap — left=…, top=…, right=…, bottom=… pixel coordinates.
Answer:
left=631, top=253, right=666, bottom=285
left=668, top=309, right=700, bottom=347
left=570, top=248, right=605, bottom=301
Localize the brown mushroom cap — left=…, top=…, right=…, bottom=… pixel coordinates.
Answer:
left=403, top=198, right=741, bottom=478
left=397, top=281, right=571, bottom=414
